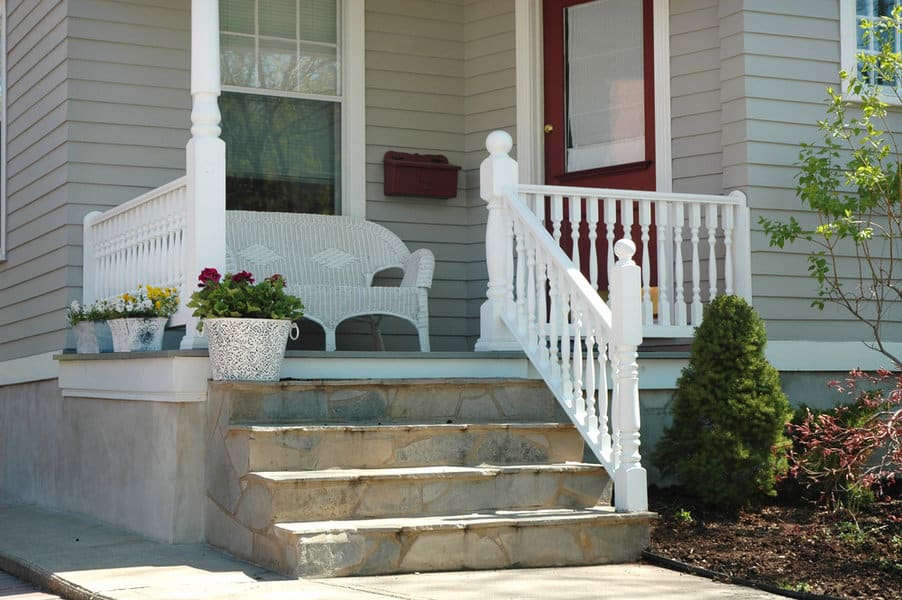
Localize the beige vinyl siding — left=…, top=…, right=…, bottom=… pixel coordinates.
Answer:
left=670, top=0, right=722, bottom=194
left=721, top=0, right=900, bottom=344
left=0, top=0, right=189, bottom=362
left=363, top=0, right=514, bottom=351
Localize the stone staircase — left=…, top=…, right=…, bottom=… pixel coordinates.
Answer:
left=205, top=379, right=653, bottom=578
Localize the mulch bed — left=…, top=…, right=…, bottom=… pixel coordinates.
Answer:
left=645, top=486, right=902, bottom=600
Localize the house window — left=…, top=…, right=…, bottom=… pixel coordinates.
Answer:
left=842, top=0, right=902, bottom=89
left=220, top=0, right=343, bottom=214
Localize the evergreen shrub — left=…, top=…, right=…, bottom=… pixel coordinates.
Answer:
left=652, top=295, right=792, bottom=509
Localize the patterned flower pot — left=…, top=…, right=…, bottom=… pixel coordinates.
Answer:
left=108, top=317, right=168, bottom=352
left=72, top=321, right=100, bottom=354
left=203, top=318, right=298, bottom=381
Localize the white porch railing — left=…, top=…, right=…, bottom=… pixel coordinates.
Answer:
left=82, top=177, right=191, bottom=325
left=517, top=186, right=751, bottom=337
left=477, top=131, right=647, bottom=512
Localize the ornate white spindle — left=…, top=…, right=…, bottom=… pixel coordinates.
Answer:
left=559, top=285, right=572, bottom=409
left=610, top=239, right=647, bottom=512
left=655, top=202, right=670, bottom=326
left=639, top=200, right=652, bottom=325
left=572, top=304, right=585, bottom=423
left=536, top=253, right=549, bottom=367
left=476, top=131, right=520, bottom=351
left=552, top=195, right=563, bottom=245
left=548, top=267, right=561, bottom=383
left=604, top=199, right=617, bottom=295
left=569, top=196, right=581, bottom=270
left=598, top=341, right=611, bottom=455
left=621, top=198, right=634, bottom=246
left=707, top=204, right=718, bottom=301
left=526, top=235, right=538, bottom=350
left=689, top=203, right=703, bottom=324
left=672, top=203, right=686, bottom=326
left=585, top=330, right=599, bottom=437
left=515, top=220, right=528, bottom=336
left=724, top=204, right=735, bottom=295
left=587, top=199, right=599, bottom=289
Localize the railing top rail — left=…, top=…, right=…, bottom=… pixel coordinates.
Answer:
left=518, top=183, right=746, bottom=207
left=85, top=176, right=188, bottom=227
left=502, top=185, right=614, bottom=333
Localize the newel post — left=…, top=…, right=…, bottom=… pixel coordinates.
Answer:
left=611, top=239, right=648, bottom=512
left=730, top=190, right=753, bottom=303
left=475, top=131, right=520, bottom=351
left=182, top=0, right=227, bottom=349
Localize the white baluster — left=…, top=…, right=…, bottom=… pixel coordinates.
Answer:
left=526, top=234, right=538, bottom=350
left=515, top=220, right=527, bottom=336
left=569, top=196, right=581, bottom=271
left=689, top=203, right=703, bottom=325
left=536, top=252, right=549, bottom=368
left=559, top=285, right=572, bottom=409
left=548, top=267, right=561, bottom=383
left=572, top=304, right=585, bottom=423
left=621, top=198, right=634, bottom=246
left=587, top=199, right=599, bottom=290
left=655, top=201, right=671, bottom=326
left=552, top=194, right=563, bottom=245
left=599, top=341, right=611, bottom=456
left=639, top=200, right=652, bottom=325
left=585, top=330, right=599, bottom=439
left=672, top=203, right=686, bottom=326
left=707, top=203, right=718, bottom=302
left=604, top=199, right=617, bottom=297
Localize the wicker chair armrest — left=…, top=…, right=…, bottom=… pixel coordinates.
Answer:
left=400, top=248, right=435, bottom=289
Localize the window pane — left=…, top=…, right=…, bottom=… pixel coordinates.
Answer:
left=260, top=0, right=297, bottom=39
left=221, top=34, right=257, bottom=87
left=300, top=0, right=337, bottom=44
left=297, top=42, right=338, bottom=94
left=221, top=0, right=254, bottom=34
left=566, top=0, right=644, bottom=171
left=259, top=39, right=298, bottom=90
left=220, top=93, right=341, bottom=214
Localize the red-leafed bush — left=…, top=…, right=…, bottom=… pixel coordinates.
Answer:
left=783, top=369, right=902, bottom=511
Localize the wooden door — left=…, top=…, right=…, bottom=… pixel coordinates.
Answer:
left=543, top=0, right=657, bottom=288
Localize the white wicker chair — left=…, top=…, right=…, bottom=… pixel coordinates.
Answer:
left=225, top=211, right=434, bottom=351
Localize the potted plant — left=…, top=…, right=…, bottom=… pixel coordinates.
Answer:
left=67, top=299, right=115, bottom=353
left=107, top=285, right=180, bottom=352
left=187, top=268, right=304, bottom=381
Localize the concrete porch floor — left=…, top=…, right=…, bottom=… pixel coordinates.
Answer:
left=0, top=502, right=782, bottom=599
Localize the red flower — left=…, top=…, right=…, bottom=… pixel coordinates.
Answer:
left=198, top=267, right=221, bottom=287
left=265, top=274, right=286, bottom=286
left=231, top=270, right=255, bottom=284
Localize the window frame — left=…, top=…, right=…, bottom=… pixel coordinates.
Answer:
left=840, top=0, right=902, bottom=105
left=218, top=0, right=365, bottom=218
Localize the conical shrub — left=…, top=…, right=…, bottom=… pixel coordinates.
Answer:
left=652, top=295, right=791, bottom=509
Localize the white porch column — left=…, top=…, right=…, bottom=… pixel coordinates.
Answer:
left=475, top=131, right=520, bottom=352
left=181, top=0, right=227, bottom=349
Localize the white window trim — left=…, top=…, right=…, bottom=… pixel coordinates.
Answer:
left=219, top=0, right=365, bottom=218
left=514, top=0, right=672, bottom=192
left=840, top=0, right=902, bottom=106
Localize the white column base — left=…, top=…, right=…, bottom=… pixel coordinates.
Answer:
left=474, top=300, right=521, bottom=352
left=614, top=465, right=648, bottom=512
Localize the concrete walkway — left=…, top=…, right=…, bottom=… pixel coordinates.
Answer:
left=0, top=503, right=782, bottom=600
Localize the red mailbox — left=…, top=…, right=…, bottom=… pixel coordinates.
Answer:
left=383, top=151, right=461, bottom=199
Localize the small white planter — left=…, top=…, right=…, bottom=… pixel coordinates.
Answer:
left=204, top=318, right=298, bottom=381
left=72, top=321, right=100, bottom=354
left=108, top=317, right=168, bottom=352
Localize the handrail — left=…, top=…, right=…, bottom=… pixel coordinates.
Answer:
left=477, top=131, right=647, bottom=512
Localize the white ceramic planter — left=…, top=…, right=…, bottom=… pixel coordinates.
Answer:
left=108, top=317, right=168, bottom=352
left=72, top=321, right=100, bottom=354
left=204, top=318, right=298, bottom=381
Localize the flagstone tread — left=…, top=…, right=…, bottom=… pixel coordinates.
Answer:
left=231, top=422, right=577, bottom=432
left=274, top=507, right=654, bottom=535
left=248, top=463, right=606, bottom=483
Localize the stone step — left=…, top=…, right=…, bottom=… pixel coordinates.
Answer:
left=230, top=422, right=586, bottom=471
left=265, top=508, right=654, bottom=577
left=213, top=378, right=566, bottom=425
left=235, top=463, right=611, bottom=529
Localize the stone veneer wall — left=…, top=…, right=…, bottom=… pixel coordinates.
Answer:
left=0, top=380, right=205, bottom=543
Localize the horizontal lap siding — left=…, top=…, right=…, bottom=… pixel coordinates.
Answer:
left=0, top=0, right=190, bottom=361
left=723, top=1, right=900, bottom=344
left=365, top=0, right=513, bottom=351
left=671, top=0, right=722, bottom=195
left=0, top=0, right=69, bottom=360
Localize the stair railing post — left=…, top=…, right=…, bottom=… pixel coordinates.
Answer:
left=475, top=131, right=521, bottom=351
left=610, top=239, right=648, bottom=512
left=182, top=0, right=227, bottom=349
left=82, top=212, right=102, bottom=305
left=730, top=190, right=753, bottom=303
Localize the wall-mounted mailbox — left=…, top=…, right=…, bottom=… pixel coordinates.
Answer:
left=383, top=151, right=461, bottom=199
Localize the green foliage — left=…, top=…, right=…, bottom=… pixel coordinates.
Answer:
left=759, top=8, right=902, bottom=366
left=186, top=268, right=304, bottom=331
left=652, top=295, right=792, bottom=510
